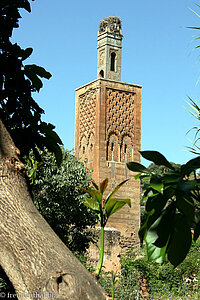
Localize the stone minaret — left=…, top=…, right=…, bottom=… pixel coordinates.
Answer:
left=75, top=17, right=142, bottom=262
left=97, top=17, right=123, bottom=81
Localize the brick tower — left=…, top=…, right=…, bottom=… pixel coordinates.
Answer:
left=75, top=17, right=141, bottom=257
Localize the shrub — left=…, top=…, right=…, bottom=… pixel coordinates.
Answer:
left=98, top=241, right=200, bottom=299
left=31, top=148, right=98, bottom=253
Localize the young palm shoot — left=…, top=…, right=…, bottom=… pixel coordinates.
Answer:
left=74, top=178, right=131, bottom=278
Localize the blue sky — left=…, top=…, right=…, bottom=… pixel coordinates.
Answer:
left=12, top=0, right=200, bottom=166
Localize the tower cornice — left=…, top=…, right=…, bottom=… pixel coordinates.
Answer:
left=98, top=16, right=123, bottom=37
left=75, top=78, right=142, bottom=92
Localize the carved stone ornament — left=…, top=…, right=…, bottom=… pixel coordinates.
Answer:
left=99, top=16, right=122, bottom=35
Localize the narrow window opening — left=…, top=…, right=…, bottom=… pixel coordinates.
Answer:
left=124, top=144, right=127, bottom=154
left=111, top=141, right=114, bottom=152
left=111, top=141, right=114, bottom=161
left=124, top=144, right=128, bottom=162
left=106, top=141, right=109, bottom=160
left=110, top=52, right=116, bottom=71
left=83, top=146, right=85, bottom=154
left=99, top=70, right=104, bottom=78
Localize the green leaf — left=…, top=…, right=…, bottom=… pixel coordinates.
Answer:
left=162, top=173, right=181, bottom=184
left=146, top=194, right=167, bottom=213
left=150, top=176, right=164, bottom=193
left=139, top=209, right=156, bottom=242
left=140, top=192, right=150, bottom=204
left=140, top=175, right=151, bottom=182
left=83, top=197, right=100, bottom=212
left=106, top=179, right=129, bottom=204
left=145, top=216, right=168, bottom=263
left=167, top=214, right=192, bottom=267
left=140, top=151, right=174, bottom=170
left=146, top=242, right=168, bottom=264
left=177, top=180, right=196, bottom=192
left=126, top=162, right=148, bottom=173
left=181, top=156, right=200, bottom=176
left=153, top=207, right=174, bottom=248
left=105, top=198, right=131, bottom=218
left=72, top=186, right=102, bottom=203
left=176, top=194, right=194, bottom=225
left=134, top=173, right=142, bottom=180
left=88, top=190, right=102, bottom=203
left=100, top=178, right=108, bottom=194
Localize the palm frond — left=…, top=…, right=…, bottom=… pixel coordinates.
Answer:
left=189, top=8, right=200, bottom=18
left=186, top=97, right=200, bottom=117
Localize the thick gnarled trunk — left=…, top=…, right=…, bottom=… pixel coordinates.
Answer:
left=0, top=120, right=106, bottom=299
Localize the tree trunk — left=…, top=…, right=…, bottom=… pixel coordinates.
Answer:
left=0, top=120, right=106, bottom=299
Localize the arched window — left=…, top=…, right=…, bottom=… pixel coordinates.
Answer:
left=99, top=70, right=104, bottom=78
left=106, top=134, right=119, bottom=161
left=120, top=135, right=132, bottom=162
left=110, top=52, right=116, bottom=71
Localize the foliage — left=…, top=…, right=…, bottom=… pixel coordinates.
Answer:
left=74, top=178, right=131, bottom=277
left=97, top=242, right=200, bottom=300
left=31, top=148, right=98, bottom=253
left=75, top=178, right=131, bottom=228
left=140, top=162, right=181, bottom=229
left=147, top=162, right=181, bottom=175
left=0, top=0, right=62, bottom=164
left=98, top=270, right=140, bottom=300
left=111, top=271, right=119, bottom=300
left=187, top=98, right=200, bottom=155
left=127, top=151, right=200, bottom=267
left=139, top=241, right=200, bottom=299
left=97, top=251, right=141, bottom=300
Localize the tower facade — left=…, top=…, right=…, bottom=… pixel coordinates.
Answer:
left=97, top=17, right=122, bottom=81
left=75, top=17, right=141, bottom=252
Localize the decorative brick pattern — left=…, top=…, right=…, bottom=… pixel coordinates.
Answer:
left=78, top=89, right=96, bottom=159
left=106, top=89, right=134, bottom=162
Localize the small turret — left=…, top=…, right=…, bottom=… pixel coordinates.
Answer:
left=97, top=17, right=123, bottom=81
